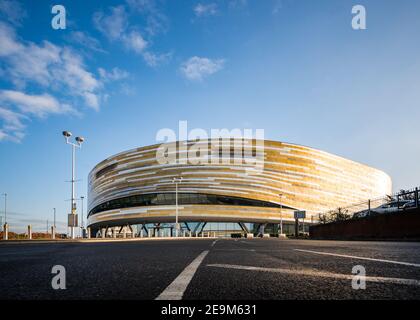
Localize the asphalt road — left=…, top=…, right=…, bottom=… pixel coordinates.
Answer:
left=0, top=238, right=420, bottom=300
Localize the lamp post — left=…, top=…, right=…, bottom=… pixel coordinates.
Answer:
left=62, top=131, right=85, bottom=239
left=279, top=194, right=283, bottom=236
left=172, top=177, right=183, bottom=237
left=2, top=193, right=6, bottom=225
left=80, top=196, right=84, bottom=238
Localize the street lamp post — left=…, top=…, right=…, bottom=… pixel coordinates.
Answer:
left=2, top=193, right=7, bottom=225
left=62, top=131, right=85, bottom=239
left=172, top=177, right=183, bottom=237
left=279, top=194, right=283, bottom=236
left=81, top=196, right=84, bottom=238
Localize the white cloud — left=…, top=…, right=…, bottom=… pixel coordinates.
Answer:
left=93, top=6, right=128, bottom=41
left=0, top=106, right=26, bottom=142
left=0, top=22, right=102, bottom=110
left=0, top=0, right=27, bottom=26
left=180, top=56, right=225, bottom=81
left=229, top=0, right=248, bottom=9
left=98, top=67, right=130, bottom=82
left=93, top=3, right=170, bottom=66
left=194, top=3, right=218, bottom=17
left=126, top=0, right=169, bottom=36
left=0, top=90, right=74, bottom=117
left=122, top=30, right=148, bottom=53
left=0, top=22, right=126, bottom=142
left=142, top=51, right=172, bottom=67
left=67, top=31, right=106, bottom=53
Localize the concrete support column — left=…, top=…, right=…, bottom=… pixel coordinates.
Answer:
left=3, top=223, right=8, bottom=240
left=123, top=228, right=127, bottom=238
left=195, top=231, right=198, bottom=237
left=28, top=225, right=32, bottom=240
left=148, top=229, right=152, bottom=237
left=51, top=226, right=56, bottom=239
left=140, top=229, right=144, bottom=238
left=101, top=228, right=106, bottom=239
left=189, top=231, right=192, bottom=237
left=87, top=227, right=91, bottom=239
left=112, top=228, right=116, bottom=238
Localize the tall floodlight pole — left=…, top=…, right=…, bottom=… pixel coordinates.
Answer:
left=81, top=196, right=84, bottom=237
left=53, top=208, right=56, bottom=228
left=279, top=194, right=283, bottom=236
left=172, top=177, right=183, bottom=237
left=2, top=193, right=7, bottom=225
left=62, top=131, right=85, bottom=239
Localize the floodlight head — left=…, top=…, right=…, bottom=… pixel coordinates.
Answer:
left=62, top=131, right=72, bottom=138
left=75, top=136, right=85, bottom=144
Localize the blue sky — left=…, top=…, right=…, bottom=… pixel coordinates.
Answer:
left=1, top=0, right=420, bottom=232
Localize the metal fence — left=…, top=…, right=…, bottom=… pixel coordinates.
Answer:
left=317, top=187, right=419, bottom=224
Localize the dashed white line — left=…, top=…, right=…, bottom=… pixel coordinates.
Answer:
left=294, top=249, right=420, bottom=268
left=206, top=264, right=420, bottom=286
left=211, top=239, right=218, bottom=247
left=155, top=250, right=209, bottom=300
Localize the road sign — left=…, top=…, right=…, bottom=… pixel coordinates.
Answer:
left=68, top=214, right=78, bottom=227
left=294, top=210, right=306, bottom=219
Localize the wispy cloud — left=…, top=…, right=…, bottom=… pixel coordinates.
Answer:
left=180, top=56, right=225, bottom=81
left=67, top=31, right=107, bottom=53
left=194, top=3, right=218, bottom=17
left=93, top=2, right=170, bottom=66
left=0, top=106, right=26, bottom=142
left=98, top=67, right=130, bottom=82
left=0, top=21, right=127, bottom=142
left=126, top=0, right=169, bottom=36
left=0, top=0, right=27, bottom=26
left=0, top=90, right=74, bottom=117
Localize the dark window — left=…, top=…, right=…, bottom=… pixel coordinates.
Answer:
left=88, top=193, right=294, bottom=217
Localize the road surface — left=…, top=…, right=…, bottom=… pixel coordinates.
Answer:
left=0, top=238, right=419, bottom=300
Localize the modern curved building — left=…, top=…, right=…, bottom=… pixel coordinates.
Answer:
left=87, top=139, right=392, bottom=236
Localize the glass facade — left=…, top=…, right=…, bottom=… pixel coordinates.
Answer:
left=88, top=192, right=290, bottom=217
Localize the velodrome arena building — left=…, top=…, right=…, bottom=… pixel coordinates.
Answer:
left=87, top=139, right=392, bottom=237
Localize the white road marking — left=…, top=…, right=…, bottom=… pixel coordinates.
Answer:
left=155, top=250, right=209, bottom=300
left=206, top=264, right=420, bottom=286
left=295, top=249, right=420, bottom=268
left=211, top=239, right=218, bottom=247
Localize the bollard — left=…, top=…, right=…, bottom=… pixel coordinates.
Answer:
left=3, top=223, right=8, bottom=240
left=51, top=226, right=56, bottom=240
left=28, top=225, right=32, bottom=240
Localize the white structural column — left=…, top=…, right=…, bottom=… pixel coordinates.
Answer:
left=172, top=177, right=183, bottom=237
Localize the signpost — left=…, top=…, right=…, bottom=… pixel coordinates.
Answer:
left=294, top=210, right=306, bottom=237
